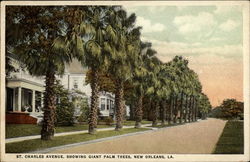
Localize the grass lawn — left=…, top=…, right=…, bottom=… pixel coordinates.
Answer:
left=213, top=120, right=244, bottom=154
left=6, top=124, right=112, bottom=138
left=6, top=120, right=152, bottom=138
left=6, top=128, right=150, bottom=153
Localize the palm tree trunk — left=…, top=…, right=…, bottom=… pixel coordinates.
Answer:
left=173, top=95, right=178, bottom=123
left=190, top=95, right=194, bottom=122
left=152, top=101, right=159, bottom=127
left=135, top=95, right=143, bottom=128
left=168, top=96, right=173, bottom=125
left=192, top=96, right=195, bottom=122
left=129, top=102, right=135, bottom=120
left=115, top=80, right=124, bottom=130
left=179, top=92, right=184, bottom=124
left=88, top=69, right=100, bottom=134
left=192, top=97, right=196, bottom=121
left=184, top=95, right=188, bottom=123
left=41, top=70, right=56, bottom=140
left=188, top=95, right=192, bottom=122
left=190, top=96, right=193, bottom=122
left=194, top=98, right=197, bottom=121
left=147, top=101, right=152, bottom=121
left=160, top=100, right=166, bottom=126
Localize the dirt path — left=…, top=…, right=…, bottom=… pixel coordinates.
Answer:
left=50, top=118, right=227, bottom=154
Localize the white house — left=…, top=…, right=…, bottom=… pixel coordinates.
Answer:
left=5, top=56, right=128, bottom=124
left=59, top=59, right=116, bottom=118
left=6, top=55, right=44, bottom=109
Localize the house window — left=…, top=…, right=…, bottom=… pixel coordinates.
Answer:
left=73, top=79, right=78, bottom=89
left=107, top=99, right=110, bottom=110
left=110, top=100, right=114, bottom=110
left=101, top=98, right=105, bottom=111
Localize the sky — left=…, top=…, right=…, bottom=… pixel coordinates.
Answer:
left=124, top=5, right=243, bottom=107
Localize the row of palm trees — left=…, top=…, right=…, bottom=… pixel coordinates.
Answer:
left=127, top=52, right=212, bottom=128
left=6, top=6, right=211, bottom=141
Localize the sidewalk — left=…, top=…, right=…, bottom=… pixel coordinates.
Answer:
left=6, top=124, right=152, bottom=143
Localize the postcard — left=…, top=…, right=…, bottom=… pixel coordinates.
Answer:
left=1, top=1, right=249, bottom=162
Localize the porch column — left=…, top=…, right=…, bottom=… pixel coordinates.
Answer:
left=41, top=92, right=44, bottom=109
left=32, top=90, right=36, bottom=112
left=17, top=87, right=22, bottom=112
left=13, top=88, right=15, bottom=110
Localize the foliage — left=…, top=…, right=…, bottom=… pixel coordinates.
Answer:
left=98, top=116, right=114, bottom=126
left=104, top=117, right=114, bottom=125
left=86, top=69, right=115, bottom=93
left=209, top=106, right=224, bottom=118
left=54, top=80, right=75, bottom=126
left=5, top=56, right=18, bottom=77
left=197, top=93, right=212, bottom=119
left=6, top=6, right=72, bottom=76
left=77, top=97, right=90, bottom=123
left=218, top=99, right=243, bottom=119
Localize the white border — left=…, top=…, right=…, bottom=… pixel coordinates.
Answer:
left=1, top=1, right=249, bottom=162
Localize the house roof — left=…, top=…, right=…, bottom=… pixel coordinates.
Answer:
left=7, top=51, right=88, bottom=74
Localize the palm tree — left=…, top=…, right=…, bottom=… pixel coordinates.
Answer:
left=197, top=93, right=212, bottom=119
left=84, top=7, right=114, bottom=134
left=166, top=56, right=184, bottom=124
left=6, top=6, right=73, bottom=140
left=54, top=6, right=116, bottom=134
left=144, top=56, right=164, bottom=126
left=184, top=68, right=202, bottom=122
left=104, top=7, right=141, bottom=130
left=132, top=42, right=157, bottom=128
left=157, top=63, right=173, bottom=125
left=192, top=72, right=202, bottom=121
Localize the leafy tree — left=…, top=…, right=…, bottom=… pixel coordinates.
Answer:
left=219, top=99, right=243, bottom=119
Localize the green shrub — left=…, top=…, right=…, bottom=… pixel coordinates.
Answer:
left=56, top=100, right=75, bottom=126
left=77, top=98, right=89, bottom=123
left=211, top=99, right=244, bottom=120
left=54, top=81, right=75, bottom=126
left=98, top=116, right=114, bottom=125
left=104, top=117, right=114, bottom=125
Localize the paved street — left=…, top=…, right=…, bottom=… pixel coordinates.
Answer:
left=50, top=118, right=227, bottom=154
